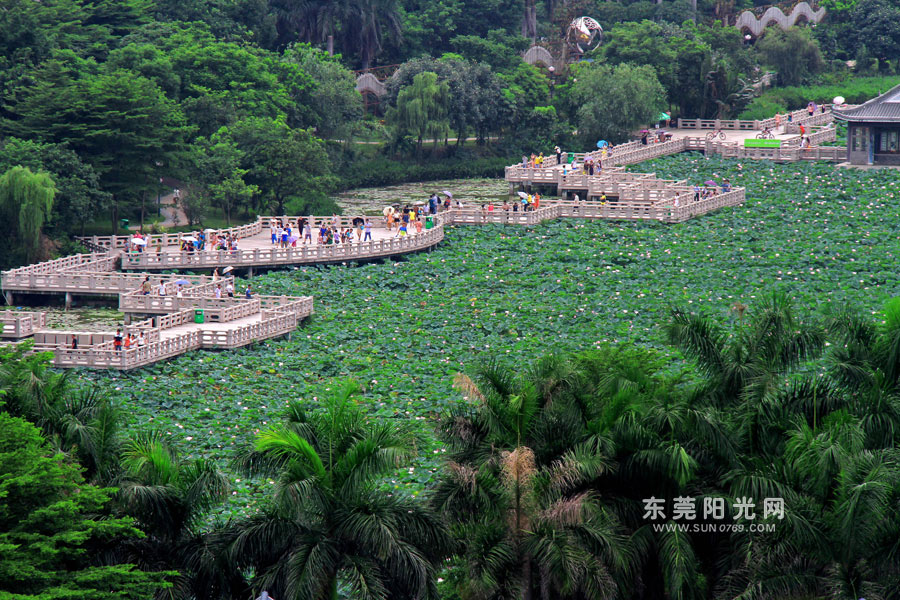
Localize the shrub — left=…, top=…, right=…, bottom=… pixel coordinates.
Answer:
left=743, top=76, right=900, bottom=114
left=739, top=97, right=788, bottom=120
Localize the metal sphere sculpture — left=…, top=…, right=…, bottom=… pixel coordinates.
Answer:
left=566, top=17, right=603, bottom=55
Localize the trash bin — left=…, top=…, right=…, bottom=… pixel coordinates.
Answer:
left=119, top=218, right=129, bottom=232
left=425, top=216, right=434, bottom=229
left=194, top=309, right=205, bottom=324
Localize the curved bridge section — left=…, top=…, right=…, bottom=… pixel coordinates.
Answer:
left=356, top=72, right=386, bottom=97
left=736, top=2, right=826, bottom=37
left=523, top=46, right=558, bottom=70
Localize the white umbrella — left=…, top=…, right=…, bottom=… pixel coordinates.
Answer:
left=382, top=206, right=395, bottom=216
left=442, top=190, right=453, bottom=198
left=223, top=266, right=234, bottom=274
left=833, top=96, right=845, bottom=106
left=181, top=236, right=198, bottom=243
left=413, top=200, right=426, bottom=206
left=517, top=191, right=528, bottom=199
left=204, top=228, right=215, bottom=232
left=130, top=238, right=148, bottom=246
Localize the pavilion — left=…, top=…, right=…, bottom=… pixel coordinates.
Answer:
left=834, top=83, right=900, bottom=166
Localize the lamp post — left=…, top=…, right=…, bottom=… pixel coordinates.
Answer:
left=155, top=161, right=164, bottom=219
left=548, top=65, right=556, bottom=99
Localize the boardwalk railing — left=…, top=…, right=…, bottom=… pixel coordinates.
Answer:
left=52, top=331, right=202, bottom=369
left=120, top=225, right=445, bottom=270
left=2, top=270, right=220, bottom=295
left=2, top=253, right=107, bottom=277
left=705, top=140, right=843, bottom=161
left=0, top=311, right=47, bottom=338
left=678, top=107, right=812, bottom=131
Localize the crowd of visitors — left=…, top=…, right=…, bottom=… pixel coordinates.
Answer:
left=111, top=328, right=146, bottom=352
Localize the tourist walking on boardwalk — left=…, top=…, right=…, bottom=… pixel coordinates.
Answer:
left=364, top=219, right=372, bottom=241
left=245, top=285, right=252, bottom=298
left=215, top=284, right=222, bottom=299
left=555, top=145, right=562, bottom=164
left=270, top=222, right=277, bottom=244
left=226, top=281, right=234, bottom=298
left=158, top=280, right=167, bottom=296
left=113, top=329, right=123, bottom=352
left=71, top=335, right=78, bottom=350
left=303, top=221, right=312, bottom=244
left=141, top=276, right=151, bottom=295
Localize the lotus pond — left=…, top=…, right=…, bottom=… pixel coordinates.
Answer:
left=75, top=153, right=900, bottom=517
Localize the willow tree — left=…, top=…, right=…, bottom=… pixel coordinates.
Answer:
left=388, top=71, right=450, bottom=157
left=0, top=165, right=56, bottom=262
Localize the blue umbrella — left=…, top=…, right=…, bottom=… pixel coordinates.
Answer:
left=175, top=279, right=191, bottom=285
left=596, top=140, right=609, bottom=148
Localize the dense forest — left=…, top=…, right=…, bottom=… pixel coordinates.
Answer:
left=0, top=0, right=898, bottom=267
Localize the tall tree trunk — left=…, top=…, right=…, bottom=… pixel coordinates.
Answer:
left=521, top=0, right=536, bottom=39
left=522, top=558, right=533, bottom=600
left=140, top=191, right=146, bottom=231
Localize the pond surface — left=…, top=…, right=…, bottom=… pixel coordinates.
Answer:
left=43, top=307, right=123, bottom=332
left=332, top=178, right=518, bottom=214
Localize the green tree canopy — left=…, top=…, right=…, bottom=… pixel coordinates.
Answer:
left=569, top=62, right=666, bottom=144
left=282, top=44, right=364, bottom=140
left=756, top=28, right=825, bottom=87
left=0, top=137, right=109, bottom=235
left=850, top=0, right=900, bottom=62
left=0, top=166, right=55, bottom=262
left=388, top=71, right=451, bottom=155
left=3, top=64, right=191, bottom=232
left=0, top=411, right=174, bottom=599
left=224, top=117, right=336, bottom=214
left=230, top=380, right=451, bottom=599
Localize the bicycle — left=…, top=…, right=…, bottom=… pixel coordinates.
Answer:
left=706, top=129, right=726, bottom=141
left=755, top=130, right=775, bottom=139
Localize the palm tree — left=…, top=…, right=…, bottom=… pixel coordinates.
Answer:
left=115, top=431, right=231, bottom=599
left=343, top=0, right=402, bottom=70
left=664, top=291, right=824, bottom=408
left=0, top=345, right=119, bottom=483
left=271, top=0, right=401, bottom=67
left=434, top=355, right=632, bottom=600
left=229, top=379, right=450, bottom=600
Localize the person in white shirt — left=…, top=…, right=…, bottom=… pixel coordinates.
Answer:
left=158, top=281, right=167, bottom=296
left=215, top=284, right=222, bottom=299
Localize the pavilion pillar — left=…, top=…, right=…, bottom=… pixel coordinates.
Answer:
left=65, top=292, right=72, bottom=310
left=3, top=291, right=12, bottom=306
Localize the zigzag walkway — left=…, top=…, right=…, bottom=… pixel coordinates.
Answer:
left=0, top=114, right=846, bottom=370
